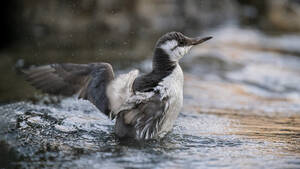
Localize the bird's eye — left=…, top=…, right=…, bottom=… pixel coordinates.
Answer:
left=178, top=40, right=184, bottom=46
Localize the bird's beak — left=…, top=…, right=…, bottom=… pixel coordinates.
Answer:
left=189, top=36, right=213, bottom=45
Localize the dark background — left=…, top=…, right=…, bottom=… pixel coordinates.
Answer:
left=0, top=0, right=300, bottom=103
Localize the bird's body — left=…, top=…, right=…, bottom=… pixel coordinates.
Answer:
left=108, top=63, right=183, bottom=139
left=24, top=32, right=212, bottom=140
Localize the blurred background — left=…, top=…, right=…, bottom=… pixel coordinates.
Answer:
left=1, top=0, right=300, bottom=103
left=1, top=1, right=300, bottom=168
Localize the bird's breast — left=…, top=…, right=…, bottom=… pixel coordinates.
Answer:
left=155, top=64, right=184, bottom=135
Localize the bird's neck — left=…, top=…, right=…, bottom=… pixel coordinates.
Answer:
left=131, top=48, right=178, bottom=92
left=152, top=48, right=177, bottom=73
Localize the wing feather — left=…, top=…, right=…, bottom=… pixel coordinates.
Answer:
left=115, top=93, right=168, bottom=139
left=23, top=63, right=114, bottom=115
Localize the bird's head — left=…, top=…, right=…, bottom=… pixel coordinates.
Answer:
left=155, top=32, right=212, bottom=62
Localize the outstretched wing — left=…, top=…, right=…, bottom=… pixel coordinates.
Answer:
left=23, top=63, right=114, bottom=115
left=115, top=92, right=169, bottom=140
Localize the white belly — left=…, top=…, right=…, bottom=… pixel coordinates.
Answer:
left=156, top=64, right=184, bottom=136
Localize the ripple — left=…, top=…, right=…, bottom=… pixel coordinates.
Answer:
left=1, top=98, right=300, bottom=169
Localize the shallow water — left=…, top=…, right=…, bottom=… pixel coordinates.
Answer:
left=1, top=26, right=300, bottom=168
left=1, top=99, right=300, bottom=169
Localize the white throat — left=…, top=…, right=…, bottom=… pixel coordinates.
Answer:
left=160, top=40, right=192, bottom=61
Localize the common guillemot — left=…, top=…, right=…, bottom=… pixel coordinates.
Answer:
left=24, top=32, right=212, bottom=140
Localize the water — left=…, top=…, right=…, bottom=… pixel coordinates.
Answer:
left=0, top=99, right=298, bottom=169
left=1, top=98, right=299, bottom=169
left=1, top=26, right=300, bottom=168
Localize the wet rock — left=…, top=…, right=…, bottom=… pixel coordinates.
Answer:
left=19, top=0, right=238, bottom=40
left=137, top=0, right=238, bottom=33
left=237, top=0, right=300, bottom=32
left=0, top=100, right=114, bottom=168
left=267, top=0, right=300, bottom=32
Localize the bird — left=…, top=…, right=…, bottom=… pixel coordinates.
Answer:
left=23, top=32, right=212, bottom=140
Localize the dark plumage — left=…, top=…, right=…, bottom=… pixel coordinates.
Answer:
left=133, top=48, right=176, bottom=92
left=23, top=63, right=114, bottom=115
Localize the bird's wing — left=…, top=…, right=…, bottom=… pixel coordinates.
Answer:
left=23, top=63, right=114, bottom=115
left=115, top=91, right=169, bottom=139
left=106, top=69, right=139, bottom=114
